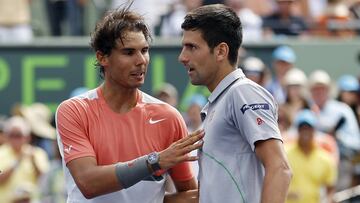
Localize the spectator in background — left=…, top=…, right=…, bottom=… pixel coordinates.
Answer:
left=67, top=0, right=88, bottom=36
left=0, top=116, right=49, bottom=203
left=241, top=56, right=268, bottom=87
left=337, top=74, right=360, bottom=127
left=286, top=110, right=337, bottom=203
left=263, top=0, right=308, bottom=38
left=315, top=0, right=356, bottom=37
left=282, top=68, right=310, bottom=123
left=224, top=0, right=263, bottom=42
left=308, top=70, right=360, bottom=191
left=46, top=0, right=88, bottom=36
left=243, top=0, right=274, bottom=17
left=158, top=0, right=203, bottom=37
left=301, top=0, right=328, bottom=22
left=278, top=105, right=294, bottom=144
left=266, top=45, right=296, bottom=104
left=336, top=74, right=360, bottom=187
left=46, top=0, right=67, bottom=36
left=154, top=82, right=179, bottom=108
left=281, top=68, right=340, bottom=160
left=350, top=0, right=360, bottom=20
left=350, top=0, right=360, bottom=34
left=0, top=0, right=33, bottom=43
left=309, top=70, right=360, bottom=156
left=19, top=103, right=56, bottom=159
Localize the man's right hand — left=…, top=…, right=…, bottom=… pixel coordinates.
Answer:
left=159, top=129, right=204, bottom=170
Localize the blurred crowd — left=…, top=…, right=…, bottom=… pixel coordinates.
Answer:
left=239, top=45, right=360, bottom=203
left=1, top=0, right=360, bottom=43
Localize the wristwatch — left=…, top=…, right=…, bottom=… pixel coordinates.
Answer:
left=147, top=152, right=161, bottom=172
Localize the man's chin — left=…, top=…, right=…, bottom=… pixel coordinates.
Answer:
left=190, top=80, right=202, bottom=86
left=129, top=82, right=144, bottom=89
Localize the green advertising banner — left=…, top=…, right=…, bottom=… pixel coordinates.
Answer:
left=0, top=43, right=210, bottom=115
left=1, top=38, right=360, bottom=116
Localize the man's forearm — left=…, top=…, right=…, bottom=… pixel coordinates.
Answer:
left=67, top=130, right=204, bottom=199
left=255, top=139, right=292, bottom=203
left=261, top=166, right=292, bottom=203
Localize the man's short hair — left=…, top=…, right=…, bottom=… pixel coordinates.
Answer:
left=181, top=4, right=243, bottom=66
left=90, top=1, right=151, bottom=78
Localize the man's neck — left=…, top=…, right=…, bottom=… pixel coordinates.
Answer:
left=207, top=64, right=236, bottom=92
left=101, top=83, right=139, bottom=114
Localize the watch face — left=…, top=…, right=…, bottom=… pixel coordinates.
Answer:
left=148, top=153, right=158, bottom=164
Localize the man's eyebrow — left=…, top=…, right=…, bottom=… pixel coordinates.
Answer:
left=119, top=46, right=149, bottom=51
left=119, top=47, right=136, bottom=52
left=183, top=42, right=196, bottom=47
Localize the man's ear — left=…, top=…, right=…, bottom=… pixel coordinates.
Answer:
left=215, top=42, right=229, bottom=62
left=96, top=51, right=108, bottom=67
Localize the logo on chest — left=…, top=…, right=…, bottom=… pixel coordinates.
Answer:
left=241, top=103, right=269, bottom=114
left=149, top=118, right=166, bottom=124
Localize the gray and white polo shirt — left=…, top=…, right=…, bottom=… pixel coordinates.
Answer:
left=198, top=68, right=281, bottom=203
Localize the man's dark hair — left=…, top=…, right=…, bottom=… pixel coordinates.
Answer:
left=90, top=1, right=151, bottom=78
left=181, top=4, right=242, bottom=66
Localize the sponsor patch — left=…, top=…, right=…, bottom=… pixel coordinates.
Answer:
left=257, top=117, right=264, bottom=125
left=241, top=103, right=269, bottom=114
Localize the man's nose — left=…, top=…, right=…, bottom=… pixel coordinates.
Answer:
left=136, top=52, right=147, bottom=65
left=178, top=49, right=188, bottom=65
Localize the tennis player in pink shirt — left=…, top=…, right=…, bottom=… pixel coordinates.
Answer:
left=56, top=2, right=204, bottom=203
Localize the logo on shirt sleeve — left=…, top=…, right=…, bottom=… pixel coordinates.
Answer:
left=241, top=103, right=269, bottom=114
left=64, top=145, right=73, bottom=154
left=257, top=117, right=264, bottom=125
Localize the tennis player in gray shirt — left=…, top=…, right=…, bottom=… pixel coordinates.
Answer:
left=178, top=4, right=292, bottom=203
